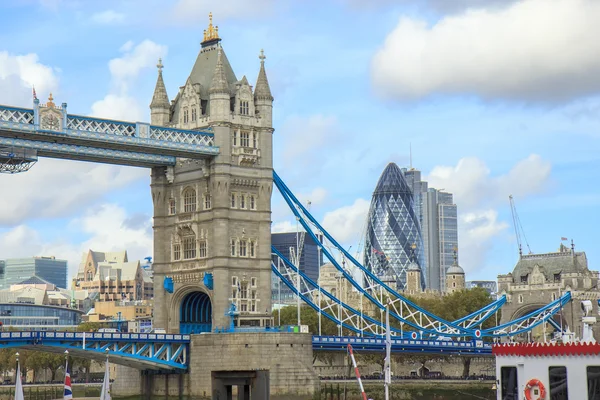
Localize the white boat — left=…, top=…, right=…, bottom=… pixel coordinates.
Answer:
left=494, top=300, right=600, bottom=400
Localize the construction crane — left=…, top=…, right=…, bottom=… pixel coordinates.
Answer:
left=509, top=195, right=532, bottom=257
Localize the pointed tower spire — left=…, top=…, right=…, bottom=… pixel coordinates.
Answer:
left=150, top=58, right=170, bottom=109
left=254, top=49, right=273, bottom=101
left=209, top=48, right=229, bottom=94
left=150, top=58, right=170, bottom=126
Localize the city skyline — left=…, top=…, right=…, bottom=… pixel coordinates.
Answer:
left=0, top=0, right=599, bottom=282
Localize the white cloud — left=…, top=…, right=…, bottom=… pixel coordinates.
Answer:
left=170, top=0, right=275, bottom=23
left=91, top=10, right=125, bottom=25
left=280, top=115, right=340, bottom=171
left=91, top=40, right=167, bottom=120
left=321, top=198, right=370, bottom=244
left=271, top=220, right=298, bottom=234
left=371, top=0, right=600, bottom=103
left=91, top=94, right=143, bottom=121
left=340, top=0, right=514, bottom=14
left=0, top=159, right=147, bottom=225
left=426, top=154, right=551, bottom=210
left=0, top=51, right=59, bottom=107
left=109, top=40, right=167, bottom=93
left=458, top=209, right=508, bottom=274
left=424, top=155, right=551, bottom=275
left=0, top=203, right=152, bottom=282
left=297, top=187, right=328, bottom=208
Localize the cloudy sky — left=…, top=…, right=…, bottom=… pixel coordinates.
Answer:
left=0, top=0, right=599, bottom=283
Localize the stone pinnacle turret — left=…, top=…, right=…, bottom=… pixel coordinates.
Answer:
left=150, top=58, right=170, bottom=109
left=254, top=49, right=273, bottom=101
left=150, top=58, right=170, bottom=126
left=209, top=48, right=229, bottom=95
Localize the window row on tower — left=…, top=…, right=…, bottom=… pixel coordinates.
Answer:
left=172, top=237, right=208, bottom=261
left=230, top=238, right=257, bottom=258
left=231, top=276, right=259, bottom=313
left=232, top=130, right=258, bottom=148
left=168, top=188, right=259, bottom=215
left=231, top=192, right=257, bottom=210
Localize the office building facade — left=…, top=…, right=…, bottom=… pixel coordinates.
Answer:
left=1, top=256, right=68, bottom=289
left=364, top=163, right=426, bottom=290
left=271, top=232, right=323, bottom=306
left=403, top=168, right=459, bottom=291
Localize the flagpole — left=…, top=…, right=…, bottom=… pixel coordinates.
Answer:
left=15, top=352, right=24, bottom=400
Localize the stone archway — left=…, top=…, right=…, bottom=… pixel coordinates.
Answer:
left=179, top=291, right=212, bottom=334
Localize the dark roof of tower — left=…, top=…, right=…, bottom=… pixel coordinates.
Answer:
left=170, top=43, right=238, bottom=123
left=373, top=163, right=412, bottom=196
left=511, top=246, right=589, bottom=280
left=189, top=44, right=237, bottom=99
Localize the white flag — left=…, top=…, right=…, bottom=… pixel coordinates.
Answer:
left=14, top=361, right=24, bottom=400
left=100, top=360, right=111, bottom=400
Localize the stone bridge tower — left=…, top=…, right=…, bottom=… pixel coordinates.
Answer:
left=149, top=14, right=274, bottom=333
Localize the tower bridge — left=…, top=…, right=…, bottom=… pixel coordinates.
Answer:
left=0, top=14, right=579, bottom=399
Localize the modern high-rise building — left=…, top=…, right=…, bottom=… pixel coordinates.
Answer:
left=364, top=163, right=426, bottom=290
left=271, top=232, right=323, bottom=306
left=403, top=168, right=458, bottom=291
left=0, top=261, right=4, bottom=289
left=1, top=256, right=68, bottom=289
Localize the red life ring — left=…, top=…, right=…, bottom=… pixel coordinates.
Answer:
left=524, top=378, right=546, bottom=400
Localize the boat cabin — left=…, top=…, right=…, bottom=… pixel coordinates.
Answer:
left=494, top=341, right=600, bottom=400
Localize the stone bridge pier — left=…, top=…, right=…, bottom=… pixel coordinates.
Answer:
left=111, top=332, right=319, bottom=400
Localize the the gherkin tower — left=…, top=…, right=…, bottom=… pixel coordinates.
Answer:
left=364, top=162, right=426, bottom=290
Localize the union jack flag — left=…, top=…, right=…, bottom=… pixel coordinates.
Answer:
left=63, top=363, right=73, bottom=400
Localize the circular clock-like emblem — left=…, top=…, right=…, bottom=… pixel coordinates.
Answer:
left=42, top=114, right=60, bottom=131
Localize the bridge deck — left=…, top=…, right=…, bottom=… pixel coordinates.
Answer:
left=0, top=104, right=219, bottom=167
left=0, top=331, right=190, bottom=370
left=313, top=335, right=492, bottom=356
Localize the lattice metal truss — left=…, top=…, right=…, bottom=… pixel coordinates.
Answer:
left=0, top=104, right=220, bottom=164
left=272, top=250, right=396, bottom=338
left=0, top=145, right=37, bottom=173
left=484, top=291, right=572, bottom=337
left=273, top=170, right=558, bottom=339
left=0, top=106, right=34, bottom=124
left=274, top=171, right=479, bottom=337
left=0, top=331, right=189, bottom=370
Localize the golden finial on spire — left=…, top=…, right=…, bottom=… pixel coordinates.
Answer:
left=201, top=12, right=220, bottom=44
left=47, top=93, right=55, bottom=108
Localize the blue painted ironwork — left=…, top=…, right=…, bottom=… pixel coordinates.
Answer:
left=312, top=336, right=492, bottom=356
left=180, top=292, right=212, bottom=334
left=273, top=170, right=573, bottom=340
left=163, top=277, right=174, bottom=293
left=0, top=137, right=175, bottom=167
left=203, top=273, right=214, bottom=290
left=0, top=331, right=189, bottom=370
left=0, top=102, right=220, bottom=167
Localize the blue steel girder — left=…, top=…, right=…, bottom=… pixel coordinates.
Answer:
left=0, top=331, right=189, bottom=371
left=312, top=336, right=492, bottom=356
left=0, top=136, right=175, bottom=167
left=0, top=104, right=220, bottom=165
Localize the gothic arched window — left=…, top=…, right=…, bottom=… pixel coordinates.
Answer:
left=183, top=187, right=197, bottom=213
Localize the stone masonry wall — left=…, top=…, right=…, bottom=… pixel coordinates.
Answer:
left=188, top=332, right=318, bottom=398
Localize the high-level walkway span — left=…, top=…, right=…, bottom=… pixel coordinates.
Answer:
left=0, top=331, right=190, bottom=370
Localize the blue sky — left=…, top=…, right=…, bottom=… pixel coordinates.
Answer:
left=0, top=0, right=599, bottom=283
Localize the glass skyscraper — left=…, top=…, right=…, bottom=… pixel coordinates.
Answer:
left=1, top=257, right=68, bottom=289
left=403, top=168, right=459, bottom=291
left=364, top=163, right=426, bottom=289
left=271, top=232, right=323, bottom=306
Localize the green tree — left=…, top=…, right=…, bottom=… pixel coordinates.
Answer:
left=77, top=322, right=101, bottom=332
